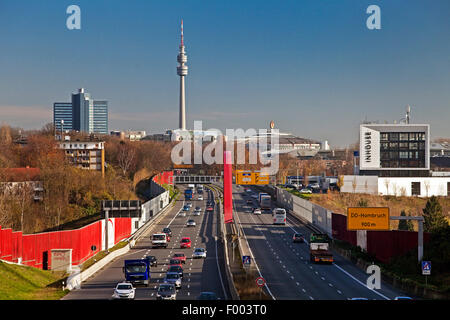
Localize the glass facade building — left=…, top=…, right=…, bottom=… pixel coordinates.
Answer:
left=53, top=88, right=108, bottom=135
left=359, top=124, right=430, bottom=177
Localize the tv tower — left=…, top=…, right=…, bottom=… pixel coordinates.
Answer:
left=177, top=19, right=188, bottom=131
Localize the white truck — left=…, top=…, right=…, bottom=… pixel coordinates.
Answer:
left=151, top=233, right=168, bottom=249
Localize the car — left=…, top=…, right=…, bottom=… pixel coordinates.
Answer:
left=253, top=208, right=262, bottom=215
left=195, top=206, right=201, bottom=211
left=251, top=194, right=258, bottom=199
left=206, top=205, right=214, bottom=212
left=186, top=202, right=192, bottom=208
left=197, top=292, right=218, bottom=300
left=183, top=205, right=190, bottom=211
left=299, top=188, right=312, bottom=194
left=186, top=219, right=196, bottom=227
left=180, top=237, right=192, bottom=248
left=193, top=248, right=207, bottom=259
left=173, top=253, right=186, bottom=264
left=144, top=255, right=158, bottom=267
left=169, top=258, right=183, bottom=268
left=162, top=227, right=172, bottom=237
left=112, top=282, right=135, bottom=300
left=394, top=296, right=413, bottom=300
left=198, top=195, right=203, bottom=201
left=164, top=272, right=182, bottom=289
left=293, top=233, right=305, bottom=243
left=245, top=189, right=252, bottom=193
left=156, top=283, right=177, bottom=300
left=179, top=211, right=186, bottom=217
left=167, top=265, right=183, bottom=278
left=246, top=199, right=253, bottom=205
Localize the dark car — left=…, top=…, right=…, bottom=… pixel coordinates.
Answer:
left=293, top=233, right=305, bottom=243
left=168, top=265, right=183, bottom=278
left=246, top=199, right=253, bottom=205
left=144, top=255, right=158, bottom=267
left=197, top=292, right=218, bottom=300
left=162, top=227, right=172, bottom=237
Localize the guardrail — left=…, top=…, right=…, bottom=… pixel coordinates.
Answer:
left=206, top=184, right=240, bottom=300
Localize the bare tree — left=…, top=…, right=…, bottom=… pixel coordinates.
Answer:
left=117, top=142, right=137, bottom=176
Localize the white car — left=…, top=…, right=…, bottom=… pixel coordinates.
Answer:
left=186, top=219, right=196, bottom=227
left=193, top=248, right=207, bottom=259
left=198, top=195, right=203, bottom=201
left=193, top=210, right=201, bottom=216
left=299, top=188, right=312, bottom=194
left=253, top=208, right=262, bottom=215
left=112, top=282, right=135, bottom=300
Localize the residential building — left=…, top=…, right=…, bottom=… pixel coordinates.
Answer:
left=59, top=141, right=105, bottom=177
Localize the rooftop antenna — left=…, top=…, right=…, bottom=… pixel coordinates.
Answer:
left=406, top=105, right=411, bottom=124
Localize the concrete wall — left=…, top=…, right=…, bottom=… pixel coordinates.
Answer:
left=341, top=175, right=450, bottom=197
left=276, top=187, right=332, bottom=237
left=340, top=175, right=379, bottom=194
left=378, top=177, right=450, bottom=197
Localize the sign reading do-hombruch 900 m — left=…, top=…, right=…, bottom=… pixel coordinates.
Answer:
left=347, top=207, right=390, bottom=231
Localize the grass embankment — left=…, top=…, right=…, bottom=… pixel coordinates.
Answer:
left=0, top=261, right=68, bottom=300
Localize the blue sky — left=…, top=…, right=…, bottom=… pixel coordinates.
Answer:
left=0, top=0, right=449, bottom=147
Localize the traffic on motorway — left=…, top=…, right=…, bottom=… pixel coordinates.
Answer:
left=63, top=184, right=227, bottom=301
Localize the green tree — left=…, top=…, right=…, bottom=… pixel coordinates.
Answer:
left=398, top=210, right=414, bottom=231
left=423, top=196, right=448, bottom=233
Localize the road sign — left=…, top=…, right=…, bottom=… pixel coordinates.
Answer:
left=236, top=170, right=269, bottom=185
left=422, top=261, right=431, bottom=275
left=256, top=277, right=266, bottom=287
left=243, top=255, right=251, bottom=267
left=347, top=207, right=390, bottom=231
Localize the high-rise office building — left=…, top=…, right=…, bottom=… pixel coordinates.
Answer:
left=53, top=88, right=108, bottom=135
left=53, top=102, right=73, bottom=132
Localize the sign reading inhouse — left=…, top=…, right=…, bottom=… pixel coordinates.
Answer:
left=347, top=207, right=390, bottom=231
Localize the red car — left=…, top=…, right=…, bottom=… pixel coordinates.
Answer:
left=180, top=237, right=191, bottom=249
left=206, top=206, right=214, bottom=212
left=169, top=258, right=183, bottom=268
left=173, top=253, right=186, bottom=264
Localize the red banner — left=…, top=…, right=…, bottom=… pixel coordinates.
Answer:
left=223, top=151, right=233, bottom=223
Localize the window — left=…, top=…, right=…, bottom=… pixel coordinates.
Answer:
left=389, top=133, right=399, bottom=141
left=411, top=182, right=421, bottom=196
left=399, top=133, right=409, bottom=141
left=448, top=182, right=450, bottom=197
left=409, top=133, right=418, bottom=141
left=380, top=133, right=388, bottom=141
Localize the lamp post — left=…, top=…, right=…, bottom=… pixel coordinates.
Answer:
left=60, top=120, right=64, bottom=141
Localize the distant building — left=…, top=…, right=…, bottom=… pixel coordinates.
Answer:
left=341, top=122, right=450, bottom=197
left=0, top=167, right=44, bottom=202
left=53, top=88, right=108, bottom=135
left=59, top=141, right=105, bottom=177
left=430, top=142, right=450, bottom=157
left=110, top=130, right=146, bottom=141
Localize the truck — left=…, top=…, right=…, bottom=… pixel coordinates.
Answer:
left=123, top=259, right=151, bottom=286
left=152, top=233, right=168, bottom=248
left=188, top=184, right=195, bottom=194
left=259, top=194, right=271, bottom=210
left=309, top=233, right=333, bottom=264
left=184, top=189, right=193, bottom=200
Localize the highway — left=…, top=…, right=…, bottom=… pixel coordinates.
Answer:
left=232, top=184, right=407, bottom=300
left=63, top=186, right=230, bottom=300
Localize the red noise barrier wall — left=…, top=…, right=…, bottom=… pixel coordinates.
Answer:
left=331, top=213, right=431, bottom=263
left=0, top=217, right=132, bottom=270
left=152, top=171, right=173, bottom=185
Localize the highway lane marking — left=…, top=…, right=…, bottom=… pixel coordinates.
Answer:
left=337, top=290, right=342, bottom=294
left=296, top=282, right=300, bottom=286
left=332, top=263, right=390, bottom=300
left=321, top=277, right=325, bottom=280
left=302, top=289, right=306, bottom=293
left=329, top=283, right=333, bottom=287
left=309, top=296, right=314, bottom=300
